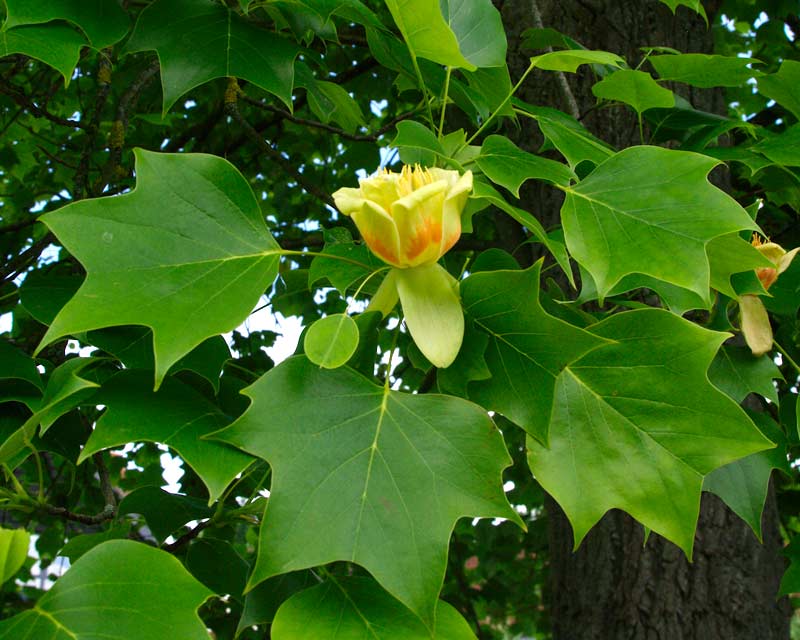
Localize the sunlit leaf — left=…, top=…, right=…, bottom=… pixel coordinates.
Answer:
left=561, top=146, right=757, bottom=302
left=591, top=69, right=675, bottom=115
left=212, top=356, right=520, bottom=626
left=36, top=150, right=281, bottom=388
left=757, top=60, right=800, bottom=121
left=461, top=263, right=607, bottom=443
left=384, top=0, right=473, bottom=70
left=650, top=54, right=761, bottom=88
left=272, top=576, right=477, bottom=638
left=3, top=0, right=130, bottom=48
left=476, top=135, right=575, bottom=196
left=0, top=527, right=29, bottom=585
left=80, top=371, right=253, bottom=502
left=0, top=541, right=213, bottom=639
left=125, top=0, right=299, bottom=113
left=528, top=309, right=773, bottom=556
left=0, top=23, right=86, bottom=83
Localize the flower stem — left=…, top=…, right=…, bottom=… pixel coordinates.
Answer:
left=409, top=54, right=436, bottom=130
left=774, top=339, right=800, bottom=376
left=437, top=67, right=452, bottom=140
left=466, top=59, right=537, bottom=145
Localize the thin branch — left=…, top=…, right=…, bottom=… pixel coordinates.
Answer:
left=0, top=216, right=43, bottom=234
left=74, top=49, right=114, bottom=200
left=42, top=504, right=115, bottom=525
left=106, top=59, right=160, bottom=173
left=529, top=0, right=581, bottom=121
left=241, top=96, right=378, bottom=141
left=161, top=519, right=212, bottom=553
left=1, top=234, right=54, bottom=283
left=225, top=81, right=335, bottom=208
left=0, top=80, right=87, bottom=129
left=92, top=452, right=117, bottom=511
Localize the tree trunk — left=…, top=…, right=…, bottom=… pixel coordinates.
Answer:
left=497, top=0, right=793, bottom=637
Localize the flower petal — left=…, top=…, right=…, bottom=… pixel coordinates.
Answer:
left=395, top=262, right=464, bottom=368
left=740, top=294, right=773, bottom=356
left=777, top=247, right=800, bottom=275
left=439, top=170, right=472, bottom=256
left=391, top=181, right=449, bottom=267
left=351, top=200, right=403, bottom=267
left=332, top=186, right=367, bottom=217
left=366, top=269, right=399, bottom=317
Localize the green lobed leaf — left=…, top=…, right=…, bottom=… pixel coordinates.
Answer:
left=308, top=227, right=382, bottom=296
left=704, top=413, right=788, bottom=541
left=561, top=145, right=758, bottom=303
left=36, top=150, right=281, bottom=388
left=0, top=23, right=87, bottom=84
left=530, top=49, right=624, bottom=73
left=527, top=308, right=773, bottom=556
left=391, top=120, right=447, bottom=166
left=441, top=0, right=506, bottom=68
left=706, top=233, right=773, bottom=299
left=577, top=267, right=707, bottom=314
left=272, top=576, right=477, bottom=639
left=304, top=313, right=360, bottom=369
left=186, top=537, right=249, bottom=599
left=296, top=64, right=367, bottom=133
left=780, top=536, right=800, bottom=597
left=461, top=263, right=608, bottom=443
left=470, top=181, right=574, bottom=286
left=59, top=523, right=131, bottom=563
left=0, top=540, right=213, bottom=639
left=757, top=60, right=800, bottom=122
left=211, top=356, right=521, bottom=627
left=0, top=527, right=29, bottom=585
left=0, top=357, right=99, bottom=468
left=86, top=328, right=231, bottom=393
left=384, top=0, right=474, bottom=70
left=751, top=125, right=800, bottom=167
left=650, top=54, right=762, bottom=88
left=708, top=345, right=781, bottom=405
left=591, top=69, right=675, bottom=115
left=125, top=0, right=299, bottom=113
left=513, top=102, right=614, bottom=168
left=476, top=135, right=575, bottom=196
left=0, top=339, right=43, bottom=400
left=2, top=0, right=130, bottom=48
left=18, top=270, right=82, bottom=326
left=236, top=571, right=317, bottom=633
left=80, top=370, right=253, bottom=502
left=658, top=0, right=707, bottom=21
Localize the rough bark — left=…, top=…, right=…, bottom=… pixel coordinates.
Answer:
left=496, top=0, right=793, bottom=637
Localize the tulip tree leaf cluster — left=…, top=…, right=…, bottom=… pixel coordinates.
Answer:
left=0, top=1, right=798, bottom=638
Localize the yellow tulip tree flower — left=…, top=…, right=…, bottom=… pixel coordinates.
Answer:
left=739, top=235, right=799, bottom=356
left=333, top=165, right=473, bottom=368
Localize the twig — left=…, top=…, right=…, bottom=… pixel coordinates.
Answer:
left=43, top=504, right=115, bottom=525
left=0, top=217, right=42, bottom=234
left=74, top=49, right=114, bottom=200
left=161, top=519, right=212, bottom=553
left=225, top=80, right=335, bottom=208
left=106, top=59, right=160, bottom=173
left=529, top=0, right=581, bottom=121
left=92, top=452, right=117, bottom=511
left=240, top=96, right=378, bottom=141
left=1, top=234, right=54, bottom=283
left=0, top=80, right=87, bottom=129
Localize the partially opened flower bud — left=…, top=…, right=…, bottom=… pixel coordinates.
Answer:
left=332, top=165, right=473, bottom=368
left=333, top=165, right=472, bottom=269
left=740, top=235, right=799, bottom=356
